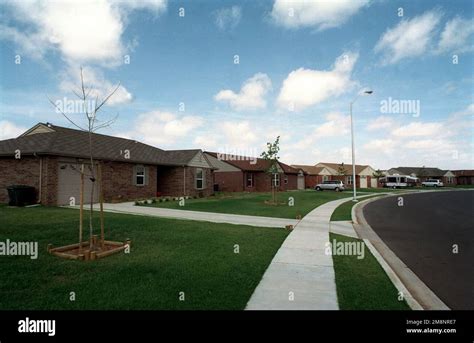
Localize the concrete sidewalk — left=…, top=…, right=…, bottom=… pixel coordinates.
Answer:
left=246, top=194, right=377, bottom=310
left=68, top=202, right=298, bottom=228
left=330, top=220, right=358, bottom=238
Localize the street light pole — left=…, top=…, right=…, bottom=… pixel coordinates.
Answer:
left=350, top=89, right=373, bottom=202
left=350, top=101, right=357, bottom=202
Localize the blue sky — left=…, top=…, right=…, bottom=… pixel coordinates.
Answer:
left=0, top=0, right=473, bottom=169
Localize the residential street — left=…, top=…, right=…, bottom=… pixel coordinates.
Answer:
left=363, top=190, right=474, bottom=309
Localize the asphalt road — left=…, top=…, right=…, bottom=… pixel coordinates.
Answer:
left=363, top=190, right=474, bottom=310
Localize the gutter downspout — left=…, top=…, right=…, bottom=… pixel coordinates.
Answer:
left=183, top=165, right=186, bottom=196
left=39, top=157, right=42, bottom=204
left=33, top=153, right=42, bottom=204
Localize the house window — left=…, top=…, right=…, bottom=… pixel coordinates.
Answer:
left=347, top=175, right=353, bottom=185
left=272, top=173, right=280, bottom=187
left=135, top=165, right=145, bottom=186
left=195, top=168, right=204, bottom=189
left=246, top=173, right=253, bottom=188
left=284, top=176, right=288, bottom=184
left=323, top=175, right=329, bottom=182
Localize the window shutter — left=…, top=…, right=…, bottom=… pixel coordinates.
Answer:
left=203, top=169, right=206, bottom=189
left=132, top=165, right=137, bottom=186
left=145, top=166, right=149, bottom=186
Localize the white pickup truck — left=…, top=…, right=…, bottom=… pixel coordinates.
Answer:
left=421, top=179, right=444, bottom=187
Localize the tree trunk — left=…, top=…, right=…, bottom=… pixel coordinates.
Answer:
left=88, top=129, right=95, bottom=249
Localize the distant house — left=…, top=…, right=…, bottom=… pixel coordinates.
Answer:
left=387, top=167, right=457, bottom=185
left=0, top=123, right=214, bottom=205
left=452, top=170, right=474, bottom=185
left=314, top=162, right=378, bottom=188
left=290, top=165, right=333, bottom=189
left=205, top=152, right=302, bottom=192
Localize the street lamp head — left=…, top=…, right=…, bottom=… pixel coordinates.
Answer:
left=364, top=90, right=373, bottom=95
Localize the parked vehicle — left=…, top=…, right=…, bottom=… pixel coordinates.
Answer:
left=421, top=179, right=444, bottom=187
left=315, top=180, right=345, bottom=192
left=380, top=175, right=418, bottom=189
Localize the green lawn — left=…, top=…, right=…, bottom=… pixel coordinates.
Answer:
left=0, top=206, right=288, bottom=310
left=330, top=194, right=385, bottom=221
left=144, top=190, right=355, bottom=219
left=331, top=233, right=410, bottom=310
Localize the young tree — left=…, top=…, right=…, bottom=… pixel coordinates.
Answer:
left=372, top=169, right=384, bottom=186
left=49, top=67, right=120, bottom=249
left=260, top=136, right=280, bottom=204
left=337, top=162, right=346, bottom=176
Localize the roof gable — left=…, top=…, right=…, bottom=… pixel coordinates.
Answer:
left=186, top=150, right=212, bottom=168
left=315, top=162, right=372, bottom=175
left=20, top=123, right=55, bottom=136
left=204, top=152, right=241, bottom=172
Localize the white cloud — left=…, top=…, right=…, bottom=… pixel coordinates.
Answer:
left=0, top=24, right=47, bottom=60
left=119, top=0, right=167, bottom=12
left=391, top=122, right=443, bottom=137
left=59, top=66, right=132, bottom=106
left=404, top=138, right=454, bottom=150
left=375, top=10, right=441, bottom=64
left=0, top=0, right=167, bottom=106
left=277, top=52, right=358, bottom=111
left=437, top=17, right=474, bottom=53
left=214, top=73, right=272, bottom=110
left=217, top=121, right=258, bottom=149
left=366, top=116, right=396, bottom=131
left=123, top=110, right=203, bottom=147
left=270, top=0, right=370, bottom=30
left=314, top=112, right=350, bottom=137
left=360, top=104, right=474, bottom=169
left=193, top=135, right=218, bottom=151
left=0, top=120, right=26, bottom=140
left=214, top=6, right=242, bottom=30
left=363, top=138, right=396, bottom=153
left=1, top=0, right=167, bottom=64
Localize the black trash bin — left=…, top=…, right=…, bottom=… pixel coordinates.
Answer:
left=7, top=185, right=37, bottom=206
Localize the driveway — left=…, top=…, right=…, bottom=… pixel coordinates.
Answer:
left=363, top=190, right=474, bottom=310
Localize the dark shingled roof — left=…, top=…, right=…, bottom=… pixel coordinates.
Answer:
left=291, top=165, right=326, bottom=175
left=205, top=151, right=299, bottom=174
left=390, top=167, right=447, bottom=177
left=0, top=123, right=200, bottom=166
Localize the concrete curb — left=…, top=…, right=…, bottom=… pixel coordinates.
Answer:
left=352, top=194, right=450, bottom=310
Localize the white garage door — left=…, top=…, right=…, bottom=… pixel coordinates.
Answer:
left=297, top=175, right=305, bottom=190
left=57, top=163, right=99, bottom=206
left=371, top=178, right=378, bottom=188
left=360, top=176, right=368, bottom=188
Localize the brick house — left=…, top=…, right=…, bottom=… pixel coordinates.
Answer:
left=0, top=123, right=214, bottom=205
left=290, top=165, right=333, bottom=189
left=204, top=152, right=303, bottom=192
left=387, top=167, right=457, bottom=186
left=452, top=170, right=474, bottom=185
left=314, top=162, right=378, bottom=188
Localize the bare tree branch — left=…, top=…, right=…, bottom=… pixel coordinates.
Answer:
left=92, top=114, right=119, bottom=132
left=80, top=66, right=86, bottom=100
left=94, top=82, right=121, bottom=114
left=47, top=96, right=87, bottom=131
